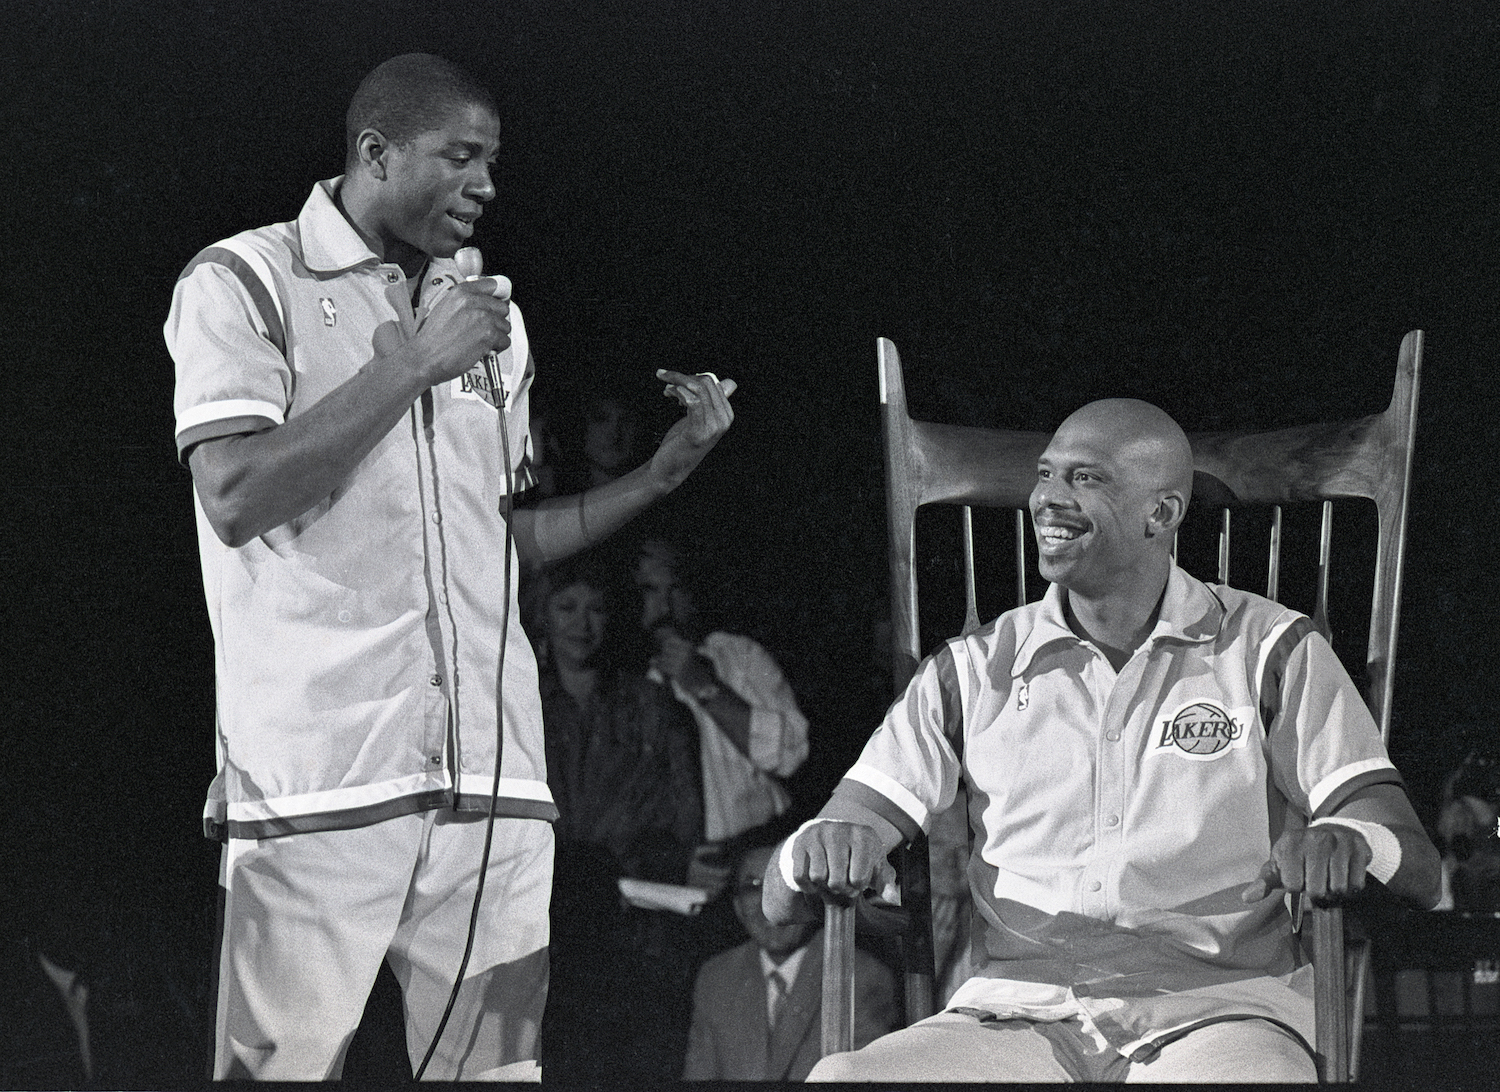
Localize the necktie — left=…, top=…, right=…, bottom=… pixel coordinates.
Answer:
left=767, top=968, right=790, bottom=1029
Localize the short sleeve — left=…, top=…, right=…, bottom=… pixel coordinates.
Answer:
left=1262, top=622, right=1401, bottom=819
left=836, top=643, right=965, bottom=842
left=166, top=244, right=292, bottom=461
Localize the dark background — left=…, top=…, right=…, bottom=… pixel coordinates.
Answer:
left=2, top=0, right=1497, bottom=1084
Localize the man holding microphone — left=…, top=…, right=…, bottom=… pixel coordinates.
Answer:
left=166, top=53, right=733, bottom=1080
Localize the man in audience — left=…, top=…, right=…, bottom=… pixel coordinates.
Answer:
left=636, top=538, right=810, bottom=894
left=684, top=843, right=898, bottom=1081
left=765, top=398, right=1441, bottom=1083
left=1436, top=748, right=1500, bottom=910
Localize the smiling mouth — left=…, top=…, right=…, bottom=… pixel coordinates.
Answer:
left=1037, top=524, right=1085, bottom=547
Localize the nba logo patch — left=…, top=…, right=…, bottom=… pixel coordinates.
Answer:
left=320, top=298, right=337, bottom=327
left=1151, top=700, right=1251, bottom=761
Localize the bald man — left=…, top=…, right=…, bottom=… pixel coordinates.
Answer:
left=764, top=400, right=1440, bottom=1083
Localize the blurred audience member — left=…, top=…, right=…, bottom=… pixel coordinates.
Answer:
left=581, top=391, right=642, bottom=487
left=635, top=537, right=810, bottom=896
left=684, top=843, right=898, bottom=1081
left=539, top=552, right=702, bottom=882
left=1436, top=749, right=1500, bottom=911
left=536, top=553, right=704, bottom=1083
left=1, top=919, right=93, bottom=1087
left=0, top=884, right=209, bottom=1088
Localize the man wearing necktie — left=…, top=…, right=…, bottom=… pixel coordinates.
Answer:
left=683, top=844, right=898, bottom=1081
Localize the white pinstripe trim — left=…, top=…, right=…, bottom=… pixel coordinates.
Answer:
left=456, top=772, right=553, bottom=802
left=225, top=771, right=445, bottom=823
left=1308, top=758, right=1398, bottom=816
left=176, top=398, right=285, bottom=436
left=510, top=304, right=529, bottom=384
left=949, top=637, right=973, bottom=722
left=1254, top=615, right=1303, bottom=709
left=215, top=236, right=285, bottom=330
left=846, top=762, right=931, bottom=832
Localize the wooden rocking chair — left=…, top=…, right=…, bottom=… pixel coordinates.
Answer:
left=820, top=330, right=1425, bottom=1083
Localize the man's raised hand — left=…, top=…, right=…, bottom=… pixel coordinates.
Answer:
left=647, top=369, right=735, bottom=492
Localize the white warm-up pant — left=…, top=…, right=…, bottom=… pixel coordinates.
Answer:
left=213, top=809, right=552, bottom=1081
left=807, top=1008, right=1318, bottom=1083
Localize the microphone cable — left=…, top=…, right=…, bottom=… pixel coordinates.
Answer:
left=414, top=328, right=518, bottom=1079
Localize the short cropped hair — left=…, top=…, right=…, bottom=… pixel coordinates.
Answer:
left=344, top=53, right=496, bottom=168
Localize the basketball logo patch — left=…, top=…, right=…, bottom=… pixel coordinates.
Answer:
left=1151, top=701, right=1250, bottom=762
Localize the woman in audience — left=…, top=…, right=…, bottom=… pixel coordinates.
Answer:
left=536, top=552, right=704, bottom=1081
left=538, top=553, right=702, bottom=878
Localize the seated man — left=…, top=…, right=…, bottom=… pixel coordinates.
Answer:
left=764, top=399, right=1441, bottom=1083
left=684, top=843, right=898, bottom=1081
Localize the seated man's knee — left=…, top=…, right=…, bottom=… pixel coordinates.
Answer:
left=1132, top=1019, right=1317, bottom=1084
left=806, top=1050, right=860, bottom=1082
left=806, top=1013, right=1067, bottom=1083
left=806, top=1022, right=962, bottom=1082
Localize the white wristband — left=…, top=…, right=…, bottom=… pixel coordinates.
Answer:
left=1308, top=817, right=1402, bottom=884
left=778, top=818, right=842, bottom=891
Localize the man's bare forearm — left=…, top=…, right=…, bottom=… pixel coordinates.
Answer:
left=190, top=345, right=432, bottom=547
left=1332, top=782, right=1443, bottom=908
left=509, top=462, right=672, bottom=566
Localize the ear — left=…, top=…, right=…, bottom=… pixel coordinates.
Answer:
left=353, top=127, right=393, bottom=180
left=1147, top=490, right=1187, bottom=538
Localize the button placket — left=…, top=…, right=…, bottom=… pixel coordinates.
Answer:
left=1092, top=654, right=1144, bottom=919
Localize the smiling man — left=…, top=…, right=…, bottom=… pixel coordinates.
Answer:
left=165, top=54, right=734, bottom=1081
left=763, top=398, right=1440, bottom=1083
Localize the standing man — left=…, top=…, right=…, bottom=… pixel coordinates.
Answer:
left=765, top=399, right=1440, bottom=1083
left=165, top=54, right=734, bottom=1081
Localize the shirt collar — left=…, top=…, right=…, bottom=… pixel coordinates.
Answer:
left=297, top=177, right=383, bottom=274
left=759, top=943, right=810, bottom=984
left=1011, top=563, right=1224, bottom=677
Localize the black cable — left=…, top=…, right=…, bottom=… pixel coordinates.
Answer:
left=1127, top=1012, right=1321, bottom=1076
left=414, top=364, right=515, bottom=1081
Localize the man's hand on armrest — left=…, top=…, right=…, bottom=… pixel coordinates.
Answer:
left=762, top=801, right=905, bottom=926
left=1241, top=781, right=1443, bottom=910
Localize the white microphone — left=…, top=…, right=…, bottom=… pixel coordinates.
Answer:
left=452, top=246, right=512, bottom=300
left=452, top=247, right=512, bottom=401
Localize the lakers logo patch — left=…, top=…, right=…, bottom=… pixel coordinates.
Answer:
left=454, top=366, right=505, bottom=410
left=1152, top=701, right=1249, bottom=761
